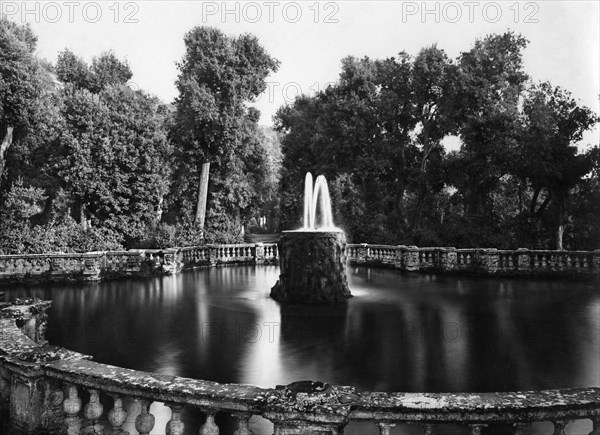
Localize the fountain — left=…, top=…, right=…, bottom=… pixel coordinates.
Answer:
left=270, top=173, right=352, bottom=303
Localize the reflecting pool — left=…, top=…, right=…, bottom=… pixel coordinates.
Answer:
left=4, top=266, right=599, bottom=434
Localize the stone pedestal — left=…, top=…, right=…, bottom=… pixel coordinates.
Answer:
left=403, top=246, right=420, bottom=271
left=270, top=231, right=352, bottom=303
left=517, top=248, right=531, bottom=272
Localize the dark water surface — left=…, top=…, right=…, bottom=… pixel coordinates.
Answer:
left=3, top=266, right=599, bottom=434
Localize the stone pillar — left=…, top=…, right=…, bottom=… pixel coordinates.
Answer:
left=517, top=248, right=531, bottom=273
left=395, top=246, right=406, bottom=269
left=162, top=249, right=182, bottom=275
left=593, top=250, right=600, bottom=274
left=255, top=243, right=265, bottom=265
left=50, top=257, right=66, bottom=278
left=208, top=245, right=218, bottom=266
left=82, top=255, right=102, bottom=281
left=443, top=248, right=457, bottom=272
left=403, top=246, right=420, bottom=271
left=483, top=249, right=499, bottom=273
left=357, top=243, right=368, bottom=264
left=9, top=370, right=50, bottom=433
left=7, top=353, right=71, bottom=433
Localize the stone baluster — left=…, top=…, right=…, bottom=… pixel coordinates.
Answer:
left=135, top=400, right=155, bottom=435
left=63, top=384, right=82, bottom=435
left=81, top=389, right=104, bottom=435
left=376, top=422, right=396, bottom=435
left=233, top=413, right=254, bottom=435
left=200, top=409, right=220, bottom=435
left=541, top=252, right=547, bottom=267
left=552, top=420, right=568, bottom=435
left=254, top=243, right=265, bottom=264
left=589, top=418, right=600, bottom=435
left=108, top=395, right=128, bottom=435
left=166, top=403, right=185, bottom=435
left=512, top=422, right=528, bottom=435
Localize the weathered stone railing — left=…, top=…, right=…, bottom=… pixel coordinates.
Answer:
left=1, top=299, right=599, bottom=434
left=0, top=243, right=279, bottom=284
left=347, top=244, right=600, bottom=277
left=2, top=242, right=598, bottom=283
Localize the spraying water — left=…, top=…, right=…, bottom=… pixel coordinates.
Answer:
left=302, top=172, right=336, bottom=230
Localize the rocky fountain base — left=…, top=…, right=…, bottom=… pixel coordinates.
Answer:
left=270, top=230, right=352, bottom=303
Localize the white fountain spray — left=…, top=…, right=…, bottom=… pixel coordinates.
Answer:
left=302, top=172, right=336, bottom=230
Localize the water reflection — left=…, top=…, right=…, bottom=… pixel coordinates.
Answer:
left=3, top=266, right=599, bottom=434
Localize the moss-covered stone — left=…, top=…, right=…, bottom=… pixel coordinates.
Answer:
left=271, top=230, right=352, bottom=303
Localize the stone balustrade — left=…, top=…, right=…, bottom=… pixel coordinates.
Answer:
left=1, top=243, right=597, bottom=283
left=347, top=244, right=600, bottom=278
left=1, top=299, right=600, bottom=434
left=0, top=243, right=279, bottom=284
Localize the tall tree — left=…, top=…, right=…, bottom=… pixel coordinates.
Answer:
left=453, top=32, right=529, bottom=218
left=411, top=46, right=457, bottom=229
left=519, top=82, right=598, bottom=249
left=0, top=18, right=44, bottom=185
left=174, top=27, right=279, bottom=231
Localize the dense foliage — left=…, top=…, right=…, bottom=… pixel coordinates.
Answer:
left=276, top=32, right=599, bottom=249
left=171, top=27, right=279, bottom=240
left=0, top=18, right=597, bottom=253
left=0, top=19, right=281, bottom=253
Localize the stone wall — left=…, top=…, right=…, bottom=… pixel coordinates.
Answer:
left=346, top=244, right=600, bottom=278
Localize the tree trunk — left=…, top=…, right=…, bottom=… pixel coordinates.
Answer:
left=413, top=131, right=432, bottom=231
left=555, top=193, right=566, bottom=251
left=556, top=224, right=564, bottom=251
left=79, top=203, right=88, bottom=231
left=195, top=160, right=210, bottom=230
left=0, top=126, right=14, bottom=182
left=155, top=193, right=164, bottom=227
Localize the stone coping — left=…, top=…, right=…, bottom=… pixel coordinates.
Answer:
left=346, top=244, right=599, bottom=254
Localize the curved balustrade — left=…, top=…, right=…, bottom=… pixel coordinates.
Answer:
left=0, top=243, right=280, bottom=284
left=347, top=244, right=600, bottom=277
left=1, top=299, right=600, bottom=434
left=1, top=243, right=597, bottom=284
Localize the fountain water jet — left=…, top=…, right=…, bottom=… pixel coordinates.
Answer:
left=270, top=173, right=352, bottom=303
left=303, top=173, right=334, bottom=230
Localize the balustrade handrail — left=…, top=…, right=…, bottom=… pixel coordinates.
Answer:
left=2, top=312, right=600, bottom=432
left=41, top=358, right=270, bottom=414
left=346, top=243, right=600, bottom=277
left=345, top=243, right=599, bottom=253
